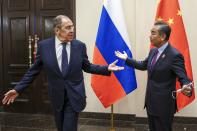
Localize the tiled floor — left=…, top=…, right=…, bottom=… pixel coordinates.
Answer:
left=1, top=123, right=197, bottom=131
left=0, top=112, right=197, bottom=131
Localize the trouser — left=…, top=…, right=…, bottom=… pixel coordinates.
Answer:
left=147, top=113, right=174, bottom=131
left=54, top=97, right=79, bottom=131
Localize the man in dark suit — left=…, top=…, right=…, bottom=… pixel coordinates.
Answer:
left=115, top=21, right=192, bottom=131
left=2, top=15, right=124, bottom=131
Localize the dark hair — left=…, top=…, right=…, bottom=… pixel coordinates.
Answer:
left=154, top=20, right=171, bottom=41
left=53, top=15, right=69, bottom=29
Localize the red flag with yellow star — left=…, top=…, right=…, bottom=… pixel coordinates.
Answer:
left=155, top=0, right=195, bottom=111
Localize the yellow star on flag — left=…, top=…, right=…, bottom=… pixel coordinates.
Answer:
left=177, top=10, right=182, bottom=16
left=157, top=17, right=163, bottom=21
left=167, top=18, right=174, bottom=25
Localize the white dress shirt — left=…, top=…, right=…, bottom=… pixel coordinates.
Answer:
left=156, top=42, right=168, bottom=61
left=55, top=36, right=71, bottom=71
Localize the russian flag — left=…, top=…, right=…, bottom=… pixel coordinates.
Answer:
left=91, top=0, right=137, bottom=108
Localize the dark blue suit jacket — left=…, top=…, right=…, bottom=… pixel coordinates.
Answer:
left=125, top=44, right=190, bottom=117
left=14, top=37, right=111, bottom=112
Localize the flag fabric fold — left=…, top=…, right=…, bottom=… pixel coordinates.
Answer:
left=155, top=0, right=195, bottom=111
left=91, top=0, right=137, bottom=108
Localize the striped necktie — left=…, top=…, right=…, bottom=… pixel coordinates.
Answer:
left=150, top=49, right=158, bottom=70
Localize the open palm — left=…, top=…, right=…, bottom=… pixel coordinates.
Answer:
left=2, top=89, right=19, bottom=105
left=108, top=60, right=124, bottom=71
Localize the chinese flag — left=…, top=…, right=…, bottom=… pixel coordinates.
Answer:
left=155, top=0, right=195, bottom=111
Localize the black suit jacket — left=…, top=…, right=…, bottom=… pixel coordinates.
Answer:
left=14, top=37, right=111, bottom=112
left=125, top=44, right=190, bottom=117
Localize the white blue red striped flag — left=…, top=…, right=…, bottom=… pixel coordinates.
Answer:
left=91, top=0, right=137, bottom=108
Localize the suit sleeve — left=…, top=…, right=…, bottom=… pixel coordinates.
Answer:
left=125, top=57, right=148, bottom=71
left=81, top=43, right=111, bottom=76
left=171, top=53, right=191, bottom=86
left=14, top=43, right=43, bottom=93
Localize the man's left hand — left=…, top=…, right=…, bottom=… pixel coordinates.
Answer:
left=108, top=60, right=124, bottom=71
left=182, top=83, right=192, bottom=97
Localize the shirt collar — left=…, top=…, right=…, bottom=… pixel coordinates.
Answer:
left=158, top=42, right=168, bottom=54
left=55, top=36, right=71, bottom=45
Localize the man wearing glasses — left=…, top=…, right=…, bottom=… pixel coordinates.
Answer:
left=115, top=21, right=192, bottom=131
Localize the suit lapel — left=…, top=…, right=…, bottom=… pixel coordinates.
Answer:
left=62, top=40, right=76, bottom=77
left=150, top=44, right=170, bottom=75
left=48, top=37, right=62, bottom=76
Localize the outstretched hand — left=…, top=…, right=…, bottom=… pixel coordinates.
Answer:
left=115, top=51, right=128, bottom=60
left=108, top=60, right=124, bottom=71
left=2, top=89, right=19, bottom=105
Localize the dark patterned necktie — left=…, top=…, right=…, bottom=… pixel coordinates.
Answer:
left=61, top=43, right=68, bottom=76
left=150, top=49, right=158, bottom=70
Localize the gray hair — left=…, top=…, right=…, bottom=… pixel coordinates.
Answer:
left=53, top=15, right=70, bottom=29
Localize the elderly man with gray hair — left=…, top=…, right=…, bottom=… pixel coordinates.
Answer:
left=2, top=15, right=124, bottom=131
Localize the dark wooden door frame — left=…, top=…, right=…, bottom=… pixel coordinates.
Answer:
left=0, top=0, right=3, bottom=106
left=32, top=0, right=76, bottom=114
left=1, top=0, right=76, bottom=113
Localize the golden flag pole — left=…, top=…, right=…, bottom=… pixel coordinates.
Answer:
left=110, top=104, right=115, bottom=131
